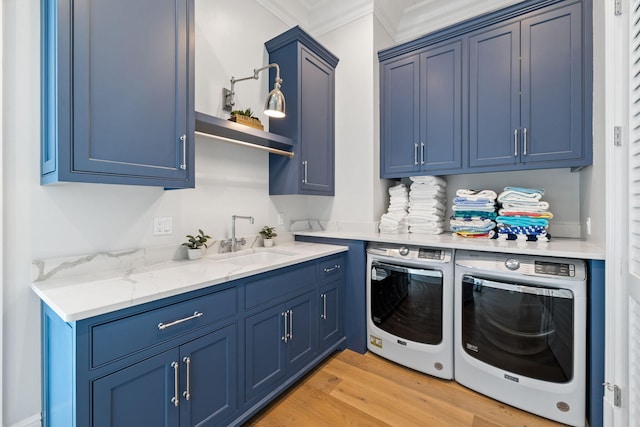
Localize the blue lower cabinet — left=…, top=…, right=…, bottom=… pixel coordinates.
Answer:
left=41, top=254, right=347, bottom=426
left=244, top=303, right=288, bottom=403
left=319, top=280, right=344, bottom=353
left=245, top=290, right=317, bottom=405
left=179, top=325, right=239, bottom=426
left=92, top=349, right=181, bottom=427
left=92, top=324, right=238, bottom=427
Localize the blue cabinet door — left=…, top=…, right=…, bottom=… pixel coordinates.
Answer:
left=319, top=280, right=344, bottom=352
left=419, top=40, right=463, bottom=172
left=179, top=324, right=238, bottom=427
left=244, top=303, right=287, bottom=404
left=380, top=54, right=421, bottom=177
left=285, top=291, right=317, bottom=373
left=41, top=0, right=195, bottom=188
left=92, top=348, right=180, bottom=427
left=520, top=2, right=583, bottom=164
left=300, top=48, right=335, bottom=194
left=468, top=22, right=521, bottom=167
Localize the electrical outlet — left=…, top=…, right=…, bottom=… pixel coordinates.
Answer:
left=277, top=213, right=285, bottom=226
left=586, top=217, right=591, bottom=236
left=153, top=217, right=173, bottom=236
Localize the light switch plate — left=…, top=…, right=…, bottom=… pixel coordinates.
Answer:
left=153, top=217, right=173, bottom=236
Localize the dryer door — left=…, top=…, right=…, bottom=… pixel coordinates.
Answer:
left=461, top=275, right=575, bottom=383
left=370, top=261, right=443, bottom=345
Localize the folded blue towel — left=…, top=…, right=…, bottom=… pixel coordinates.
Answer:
left=503, top=186, right=545, bottom=196
left=498, top=225, right=547, bottom=235
left=496, top=216, right=549, bottom=227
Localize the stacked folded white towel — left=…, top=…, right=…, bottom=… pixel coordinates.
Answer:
left=379, top=183, right=409, bottom=234
left=408, top=176, right=447, bottom=235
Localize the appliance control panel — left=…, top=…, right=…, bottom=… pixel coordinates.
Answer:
left=455, top=250, right=586, bottom=281
left=367, top=243, right=452, bottom=263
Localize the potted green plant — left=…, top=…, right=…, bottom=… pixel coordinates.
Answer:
left=259, top=226, right=277, bottom=247
left=182, top=229, right=212, bottom=260
left=229, top=108, right=263, bottom=130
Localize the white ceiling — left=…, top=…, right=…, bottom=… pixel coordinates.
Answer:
left=257, top=0, right=524, bottom=42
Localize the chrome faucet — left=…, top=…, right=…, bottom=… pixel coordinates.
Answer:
left=228, top=215, right=254, bottom=252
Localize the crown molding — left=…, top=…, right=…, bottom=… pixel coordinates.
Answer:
left=395, top=0, right=524, bottom=42
left=257, top=0, right=527, bottom=42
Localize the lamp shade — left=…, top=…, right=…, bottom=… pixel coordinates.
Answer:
left=264, top=86, right=286, bottom=118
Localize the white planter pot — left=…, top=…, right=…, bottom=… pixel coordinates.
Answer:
left=187, top=248, right=202, bottom=260
left=263, top=238, right=274, bottom=247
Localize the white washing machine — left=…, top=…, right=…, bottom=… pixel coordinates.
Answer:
left=454, top=250, right=587, bottom=426
left=366, top=242, right=454, bottom=379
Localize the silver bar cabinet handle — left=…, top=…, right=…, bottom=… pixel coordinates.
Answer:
left=302, top=161, right=308, bottom=183
left=289, top=309, right=293, bottom=340
left=513, top=129, right=518, bottom=156
left=180, top=134, right=187, bottom=170
left=158, top=311, right=203, bottom=330
left=414, top=143, right=419, bottom=165
left=420, top=142, right=425, bottom=165
left=323, top=264, right=340, bottom=273
left=321, top=294, right=327, bottom=319
left=171, top=361, right=179, bottom=407
left=182, top=356, right=191, bottom=401
left=282, top=311, right=288, bottom=342
left=523, top=127, right=528, bottom=156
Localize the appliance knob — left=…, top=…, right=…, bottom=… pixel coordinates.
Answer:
left=399, top=246, right=410, bottom=256
left=505, top=258, right=520, bottom=270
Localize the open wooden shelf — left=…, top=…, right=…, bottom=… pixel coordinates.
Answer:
left=195, top=111, right=293, bottom=151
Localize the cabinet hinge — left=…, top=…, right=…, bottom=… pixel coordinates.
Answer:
left=614, top=126, right=622, bottom=146
left=615, top=0, right=622, bottom=15
left=603, top=382, right=622, bottom=407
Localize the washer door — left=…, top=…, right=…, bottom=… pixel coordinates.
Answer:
left=461, top=275, right=574, bottom=383
left=370, top=261, right=443, bottom=345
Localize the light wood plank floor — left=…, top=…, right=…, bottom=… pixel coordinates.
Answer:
left=245, top=350, right=565, bottom=427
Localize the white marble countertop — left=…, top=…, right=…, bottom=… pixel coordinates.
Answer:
left=295, top=230, right=605, bottom=260
left=32, top=242, right=348, bottom=322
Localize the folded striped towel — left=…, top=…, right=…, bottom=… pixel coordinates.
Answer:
left=501, top=201, right=550, bottom=212
left=455, top=189, right=498, bottom=201
left=498, top=209, right=554, bottom=218
left=498, top=188, right=544, bottom=202
left=453, top=205, right=497, bottom=213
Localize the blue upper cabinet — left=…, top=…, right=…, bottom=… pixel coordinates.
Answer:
left=378, top=0, right=592, bottom=178
left=380, top=54, right=421, bottom=176
left=521, top=2, right=585, bottom=165
left=468, top=22, right=521, bottom=167
left=419, top=41, right=463, bottom=172
left=41, top=0, right=195, bottom=188
left=266, top=27, right=339, bottom=196
left=380, top=40, right=462, bottom=178
left=470, top=2, right=586, bottom=170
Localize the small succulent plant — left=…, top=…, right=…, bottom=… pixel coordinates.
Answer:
left=259, top=226, right=277, bottom=239
left=182, top=229, right=212, bottom=249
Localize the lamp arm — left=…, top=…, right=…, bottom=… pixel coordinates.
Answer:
left=230, top=63, right=281, bottom=92
left=224, top=63, right=282, bottom=112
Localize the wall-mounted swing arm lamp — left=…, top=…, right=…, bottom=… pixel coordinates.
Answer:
left=222, top=63, right=286, bottom=118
